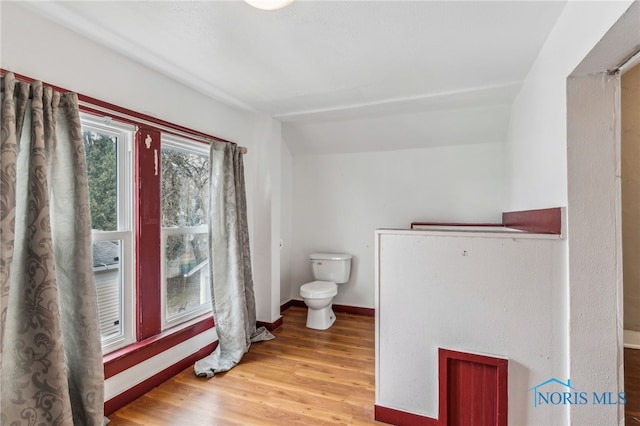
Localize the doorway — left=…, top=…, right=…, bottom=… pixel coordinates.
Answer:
left=623, top=62, right=640, bottom=424
left=566, top=2, right=640, bottom=425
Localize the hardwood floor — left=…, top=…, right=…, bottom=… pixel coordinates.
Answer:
left=107, top=307, right=384, bottom=425
left=627, top=348, right=640, bottom=425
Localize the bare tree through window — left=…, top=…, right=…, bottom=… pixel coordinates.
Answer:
left=161, top=144, right=210, bottom=321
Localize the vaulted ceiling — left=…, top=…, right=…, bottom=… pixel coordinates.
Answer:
left=21, top=1, right=567, bottom=154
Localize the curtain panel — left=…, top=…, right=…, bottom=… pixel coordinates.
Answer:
left=194, top=141, right=273, bottom=378
left=0, top=72, right=104, bottom=425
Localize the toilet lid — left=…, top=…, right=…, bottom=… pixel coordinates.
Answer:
left=300, top=280, right=337, bottom=299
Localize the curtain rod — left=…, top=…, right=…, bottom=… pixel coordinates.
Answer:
left=0, top=69, right=248, bottom=155
left=618, top=46, right=640, bottom=74
left=607, top=45, right=640, bottom=75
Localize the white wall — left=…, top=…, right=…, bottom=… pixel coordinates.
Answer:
left=505, top=0, right=634, bottom=211
left=280, top=142, right=293, bottom=305
left=250, top=116, right=282, bottom=323
left=0, top=3, right=255, bottom=146
left=290, top=142, right=505, bottom=307
left=566, top=73, right=623, bottom=425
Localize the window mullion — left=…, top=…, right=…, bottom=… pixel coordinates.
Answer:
left=136, top=127, right=162, bottom=340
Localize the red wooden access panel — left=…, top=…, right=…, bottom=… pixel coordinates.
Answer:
left=438, top=348, right=508, bottom=426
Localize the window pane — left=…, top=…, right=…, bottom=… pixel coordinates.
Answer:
left=92, top=240, right=123, bottom=340
left=84, top=129, right=118, bottom=231
left=165, top=233, right=210, bottom=319
left=82, top=115, right=134, bottom=353
left=161, top=148, right=209, bottom=227
left=162, top=142, right=210, bottom=326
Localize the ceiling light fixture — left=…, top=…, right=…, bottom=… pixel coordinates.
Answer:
left=244, top=0, right=293, bottom=11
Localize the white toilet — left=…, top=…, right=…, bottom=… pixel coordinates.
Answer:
left=300, top=253, right=352, bottom=330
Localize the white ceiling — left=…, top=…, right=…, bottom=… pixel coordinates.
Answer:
left=24, top=1, right=567, bottom=154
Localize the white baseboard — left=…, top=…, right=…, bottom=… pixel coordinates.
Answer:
left=104, top=327, right=217, bottom=400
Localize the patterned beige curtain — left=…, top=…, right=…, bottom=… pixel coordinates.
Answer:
left=194, top=141, right=273, bottom=378
left=0, top=72, right=104, bottom=425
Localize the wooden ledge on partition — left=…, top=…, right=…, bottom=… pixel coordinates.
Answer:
left=411, top=207, right=563, bottom=235
left=502, top=207, right=562, bottom=234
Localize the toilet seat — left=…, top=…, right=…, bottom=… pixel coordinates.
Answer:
left=300, top=280, right=337, bottom=298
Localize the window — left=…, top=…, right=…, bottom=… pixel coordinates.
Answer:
left=161, top=136, right=211, bottom=328
left=81, top=110, right=216, bottom=353
left=82, top=114, right=135, bottom=353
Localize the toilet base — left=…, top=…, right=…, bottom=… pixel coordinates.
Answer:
left=306, top=305, right=336, bottom=330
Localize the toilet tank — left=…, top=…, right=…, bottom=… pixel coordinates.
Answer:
left=310, top=253, right=352, bottom=283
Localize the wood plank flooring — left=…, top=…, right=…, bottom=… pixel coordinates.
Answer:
left=627, top=348, right=640, bottom=425
left=107, top=307, right=384, bottom=425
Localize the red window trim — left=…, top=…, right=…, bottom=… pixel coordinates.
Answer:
left=79, top=103, right=228, bottom=147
